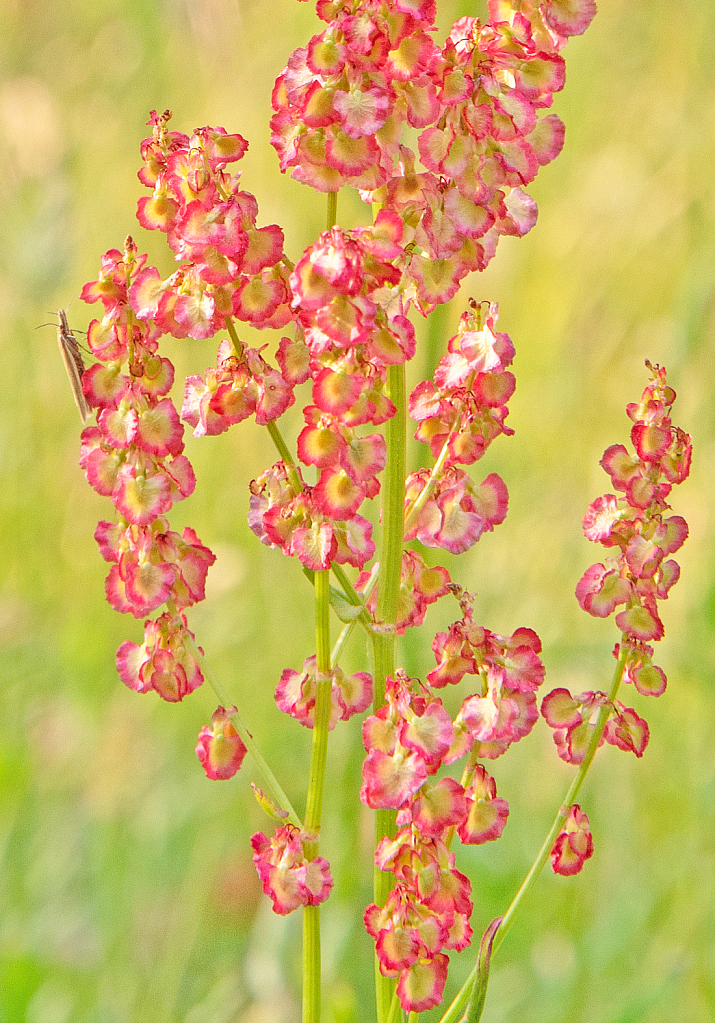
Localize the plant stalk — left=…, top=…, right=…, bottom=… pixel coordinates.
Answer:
left=371, top=362, right=406, bottom=1023
left=183, top=631, right=302, bottom=827
left=302, top=567, right=332, bottom=1023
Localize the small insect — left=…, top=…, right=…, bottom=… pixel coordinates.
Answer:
left=56, top=309, right=92, bottom=422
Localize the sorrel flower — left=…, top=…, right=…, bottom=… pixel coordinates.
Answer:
left=196, top=705, right=248, bottom=779
left=550, top=804, right=594, bottom=876
left=542, top=364, right=691, bottom=765
left=251, top=825, right=333, bottom=915
left=183, top=339, right=295, bottom=437
left=276, top=655, right=373, bottom=728
left=411, top=301, right=515, bottom=451
left=116, top=609, right=205, bottom=702
left=428, top=591, right=545, bottom=761
left=248, top=460, right=376, bottom=570
left=136, top=112, right=292, bottom=337
left=77, top=236, right=217, bottom=701
left=355, top=549, right=451, bottom=633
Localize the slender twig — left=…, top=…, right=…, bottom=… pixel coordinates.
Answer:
left=302, top=567, right=332, bottom=1023
left=183, top=633, right=302, bottom=828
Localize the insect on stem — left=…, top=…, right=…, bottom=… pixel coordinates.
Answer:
left=57, top=309, right=92, bottom=422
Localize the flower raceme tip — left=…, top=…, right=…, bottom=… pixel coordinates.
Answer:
left=541, top=363, right=690, bottom=767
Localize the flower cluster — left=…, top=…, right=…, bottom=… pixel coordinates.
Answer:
left=248, top=459, right=376, bottom=570
left=136, top=111, right=292, bottom=338
left=541, top=687, right=649, bottom=763
left=272, top=0, right=596, bottom=308
left=117, top=609, right=204, bottom=703
left=403, top=301, right=514, bottom=554
left=360, top=592, right=546, bottom=1012
left=251, top=825, right=333, bottom=915
left=133, top=111, right=305, bottom=448
left=245, top=214, right=435, bottom=570
left=429, top=596, right=545, bottom=760
left=541, top=364, right=691, bottom=761
left=356, top=549, right=451, bottom=633
left=393, top=0, right=597, bottom=305
left=276, top=654, right=373, bottom=728
left=409, top=301, right=515, bottom=465
left=79, top=236, right=216, bottom=700
left=183, top=338, right=295, bottom=438
left=290, top=221, right=409, bottom=483
left=271, top=0, right=443, bottom=193
left=404, top=465, right=509, bottom=555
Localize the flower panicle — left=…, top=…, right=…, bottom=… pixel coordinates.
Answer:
left=77, top=236, right=217, bottom=701
left=359, top=599, right=547, bottom=1013
left=541, top=363, right=691, bottom=774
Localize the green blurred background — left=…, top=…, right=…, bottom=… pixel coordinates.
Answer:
left=1, top=0, right=713, bottom=1020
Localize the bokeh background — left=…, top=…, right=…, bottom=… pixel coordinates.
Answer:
left=1, top=0, right=713, bottom=1020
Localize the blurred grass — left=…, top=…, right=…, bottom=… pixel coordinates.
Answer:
left=0, top=0, right=713, bottom=1020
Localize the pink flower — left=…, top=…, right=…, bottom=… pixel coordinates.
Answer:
left=604, top=703, right=650, bottom=757
left=411, top=778, right=468, bottom=838
left=361, top=747, right=428, bottom=810
left=405, top=467, right=508, bottom=554
left=582, top=494, right=622, bottom=542
left=576, top=561, right=632, bottom=618
left=196, top=706, right=247, bottom=779
left=541, top=688, right=609, bottom=765
left=457, top=765, right=509, bottom=844
left=251, top=825, right=333, bottom=915
left=275, top=655, right=372, bottom=729
left=365, top=825, right=472, bottom=1012
left=356, top=550, right=450, bottom=634
left=396, top=954, right=449, bottom=1014
left=116, top=610, right=204, bottom=702
left=551, top=805, right=594, bottom=876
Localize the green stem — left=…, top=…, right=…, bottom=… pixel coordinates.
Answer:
left=183, top=633, right=302, bottom=828
left=371, top=363, right=406, bottom=1023
left=403, top=405, right=463, bottom=532
left=265, top=418, right=294, bottom=466
left=330, top=561, right=380, bottom=666
left=373, top=363, right=407, bottom=702
left=302, top=568, right=332, bottom=1023
left=438, top=642, right=629, bottom=1023
left=303, top=905, right=321, bottom=1023
left=304, top=568, right=332, bottom=836
left=331, top=562, right=363, bottom=608
left=331, top=562, right=374, bottom=632
left=386, top=990, right=405, bottom=1023
left=266, top=419, right=304, bottom=494
left=223, top=315, right=244, bottom=357
left=327, top=191, right=338, bottom=230
left=301, top=187, right=338, bottom=1023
